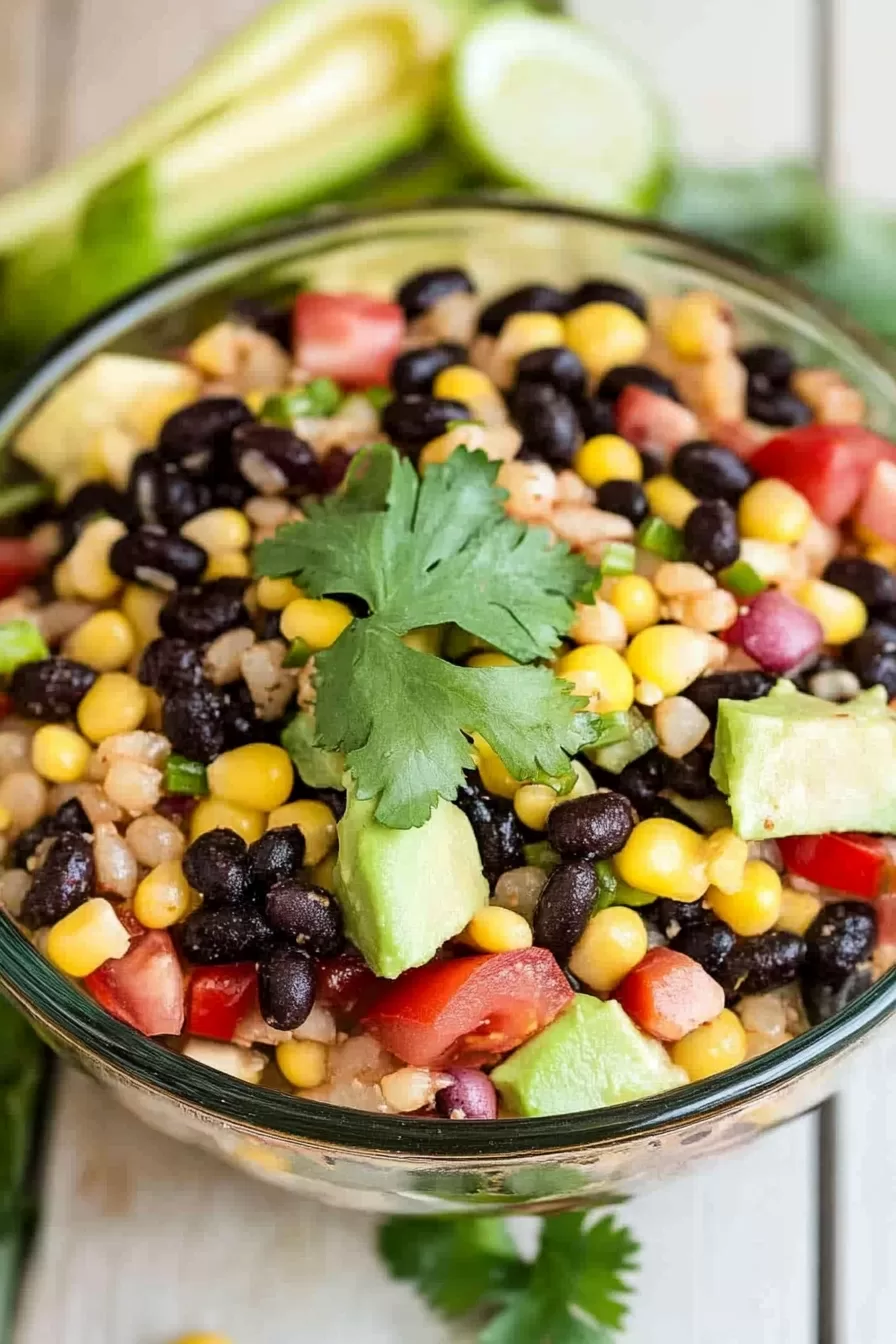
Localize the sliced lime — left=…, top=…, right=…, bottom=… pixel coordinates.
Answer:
left=449, top=6, right=670, bottom=211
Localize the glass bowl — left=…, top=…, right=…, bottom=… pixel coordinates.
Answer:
left=2, top=200, right=895, bottom=1215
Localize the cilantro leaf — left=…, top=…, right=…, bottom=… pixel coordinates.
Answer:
left=315, top=623, right=597, bottom=827
left=377, top=1215, right=525, bottom=1316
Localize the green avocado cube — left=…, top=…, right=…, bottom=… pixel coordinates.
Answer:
left=491, top=996, right=687, bottom=1118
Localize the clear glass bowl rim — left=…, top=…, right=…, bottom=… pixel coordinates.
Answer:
left=1, top=196, right=895, bottom=1162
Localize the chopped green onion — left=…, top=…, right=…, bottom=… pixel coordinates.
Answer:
left=593, top=859, right=618, bottom=911
left=0, top=620, right=48, bottom=678
left=592, top=711, right=632, bottom=748
left=282, top=637, right=313, bottom=669
left=636, top=517, right=684, bottom=560
left=164, top=754, right=209, bottom=796
left=0, top=480, right=51, bottom=519
left=610, top=876, right=657, bottom=908
left=262, top=377, right=343, bottom=424
left=718, top=559, right=766, bottom=598
left=522, top=840, right=560, bottom=872
left=600, top=542, right=636, bottom=577
left=364, top=385, right=391, bottom=412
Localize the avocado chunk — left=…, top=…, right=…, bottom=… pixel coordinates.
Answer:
left=491, top=996, right=686, bottom=1117
left=281, top=711, right=345, bottom=791
left=711, top=680, right=896, bottom=840
left=335, top=780, right=488, bottom=979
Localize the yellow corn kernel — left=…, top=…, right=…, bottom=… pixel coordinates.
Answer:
left=467, top=651, right=518, bottom=668
left=610, top=574, right=661, bottom=634
left=181, top=508, right=251, bottom=556
left=31, top=724, right=92, bottom=784
left=280, top=597, right=353, bottom=650
left=191, top=797, right=266, bottom=845
left=276, top=1038, right=329, bottom=1090
left=554, top=644, right=635, bottom=714
left=66, top=610, right=136, bottom=672
left=703, top=827, right=749, bottom=896
left=418, top=422, right=488, bottom=470
left=513, top=783, right=558, bottom=831
left=204, top=550, right=252, bottom=581
left=77, top=672, right=147, bottom=743
left=133, top=859, right=192, bottom=929
left=207, top=744, right=294, bottom=812
left=738, top=478, right=811, bottom=544
left=708, top=859, right=782, bottom=937
left=143, top=687, right=164, bottom=732
left=0, top=806, right=12, bottom=832
left=496, top=311, right=566, bottom=361
left=127, top=385, right=197, bottom=443
left=664, top=291, right=732, bottom=362
left=863, top=534, right=896, bottom=569
left=795, top=578, right=867, bottom=645
left=671, top=1008, right=747, bottom=1082
left=256, top=576, right=303, bottom=610
left=46, top=897, right=130, bottom=978
left=625, top=624, right=713, bottom=696
left=66, top=517, right=127, bottom=602
left=564, top=302, right=648, bottom=379
left=462, top=905, right=533, bottom=953
left=434, top=364, right=502, bottom=412
left=311, top=851, right=338, bottom=893
left=267, top=799, right=337, bottom=866
left=569, top=906, right=649, bottom=993
left=52, top=558, right=78, bottom=599
left=121, top=584, right=163, bottom=645
left=644, top=474, right=699, bottom=528
left=472, top=734, right=519, bottom=799
left=614, top=817, right=708, bottom=901
left=776, top=886, right=822, bottom=937
left=401, top=626, right=441, bottom=655
left=574, top=434, right=642, bottom=488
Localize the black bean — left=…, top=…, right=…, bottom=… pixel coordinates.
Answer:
left=847, top=623, right=896, bottom=695
left=595, top=480, right=649, bottom=526
left=12, top=797, right=93, bottom=868
left=661, top=750, right=714, bottom=799
left=158, top=397, right=253, bottom=469
left=313, top=786, right=346, bottom=821
left=514, top=347, right=587, bottom=401
left=219, top=679, right=260, bottom=749
left=182, top=828, right=250, bottom=907
left=683, top=499, right=740, bottom=572
left=738, top=344, right=795, bottom=388
left=682, top=670, right=776, bottom=725
left=138, top=638, right=204, bottom=696
left=248, top=827, right=306, bottom=891
left=652, top=898, right=713, bottom=936
left=511, top=383, right=580, bottom=469
left=162, top=684, right=227, bottom=763
left=568, top=279, right=647, bottom=322
left=639, top=449, right=664, bottom=481
left=110, top=526, right=207, bottom=588
left=435, top=1069, right=498, bottom=1120
left=576, top=394, right=616, bottom=439
left=823, top=557, right=896, bottom=612
left=477, top=284, right=568, bottom=337
left=258, top=945, right=316, bottom=1030
left=60, top=482, right=130, bottom=552
left=20, top=832, right=95, bottom=930
left=231, top=298, right=293, bottom=352
left=265, top=879, right=343, bottom=955
left=725, top=931, right=806, bottom=1000
left=547, top=791, right=634, bottom=860
left=803, top=965, right=873, bottom=1026
left=380, top=395, right=470, bottom=455
left=746, top=389, right=812, bottom=427
left=804, top=900, right=876, bottom=988
left=533, top=859, right=598, bottom=965
left=127, top=452, right=211, bottom=529
left=454, top=777, right=525, bottom=886
left=611, top=750, right=663, bottom=810
left=390, top=343, right=468, bottom=396
left=231, top=422, right=322, bottom=495
left=672, top=440, right=756, bottom=503
left=181, top=906, right=275, bottom=964
left=670, top=918, right=737, bottom=982
left=159, top=578, right=250, bottom=642
left=397, top=267, right=474, bottom=321
left=211, top=466, right=252, bottom=511
left=597, top=364, right=679, bottom=405
left=10, top=658, right=96, bottom=721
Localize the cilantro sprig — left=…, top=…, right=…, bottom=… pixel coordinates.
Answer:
left=379, top=1211, right=639, bottom=1343
left=256, top=446, right=599, bottom=828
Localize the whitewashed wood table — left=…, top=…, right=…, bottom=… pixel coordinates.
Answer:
left=4, top=2, right=896, bottom=1339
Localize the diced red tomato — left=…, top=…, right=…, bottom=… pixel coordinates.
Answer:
left=615, top=385, right=700, bottom=458
left=749, top=424, right=896, bottom=525
left=363, top=948, right=573, bottom=1067
left=316, top=951, right=383, bottom=1019
left=0, top=538, right=43, bottom=600
left=0, top=693, right=13, bottom=721
left=186, top=964, right=257, bottom=1042
left=84, top=929, right=185, bottom=1037
left=855, top=459, right=896, bottom=545
left=778, top=833, right=888, bottom=900
left=875, top=891, right=896, bottom=947
left=293, top=292, right=405, bottom=387
left=615, top=947, right=725, bottom=1042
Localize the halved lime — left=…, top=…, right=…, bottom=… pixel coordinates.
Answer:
left=448, top=6, right=670, bottom=212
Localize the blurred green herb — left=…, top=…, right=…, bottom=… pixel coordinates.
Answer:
left=0, top=997, right=45, bottom=1343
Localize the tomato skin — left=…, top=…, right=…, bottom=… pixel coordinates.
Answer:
left=186, top=964, right=257, bottom=1041
left=316, top=951, right=384, bottom=1018
left=778, top=833, right=887, bottom=900
left=0, top=538, right=43, bottom=600
left=292, top=292, right=405, bottom=387
left=614, top=385, right=699, bottom=457
left=750, top=425, right=896, bottom=525
left=363, top=948, right=573, bottom=1067
left=84, top=929, right=185, bottom=1037
left=615, top=947, right=725, bottom=1042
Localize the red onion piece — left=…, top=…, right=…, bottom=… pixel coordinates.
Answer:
left=435, top=1068, right=498, bottom=1120
left=739, top=589, right=823, bottom=674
